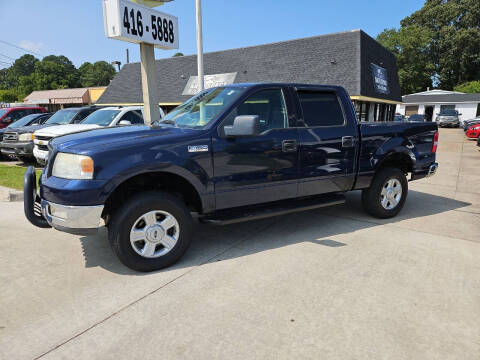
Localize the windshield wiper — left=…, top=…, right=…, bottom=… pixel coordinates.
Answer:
left=158, top=119, right=177, bottom=126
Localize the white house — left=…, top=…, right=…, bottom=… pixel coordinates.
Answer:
left=396, top=89, right=480, bottom=122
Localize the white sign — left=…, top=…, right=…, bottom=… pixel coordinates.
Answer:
left=182, top=72, right=237, bottom=95
left=103, top=0, right=179, bottom=50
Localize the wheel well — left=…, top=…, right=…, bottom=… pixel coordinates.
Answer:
left=377, top=153, right=413, bottom=174
left=102, top=172, right=203, bottom=221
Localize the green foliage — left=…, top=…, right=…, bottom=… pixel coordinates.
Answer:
left=379, top=0, right=480, bottom=93
left=454, top=81, right=480, bottom=93
left=0, top=89, right=19, bottom=103
left=377, top=25, right=435, bottom=94
left=78, top=61, right=116, bottom=87
left=172, top=52, right=184, bottom=57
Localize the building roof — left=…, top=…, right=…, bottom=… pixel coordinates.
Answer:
left=98, top=29, right=401, bottom=105
left=24, top=87, right=107, bottom=105
left=403, top=91, right=480, bottom=104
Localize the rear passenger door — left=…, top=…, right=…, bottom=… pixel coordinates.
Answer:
left=295, top=88, right=358, bottom=196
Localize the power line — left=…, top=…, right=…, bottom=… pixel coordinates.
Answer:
left=0, top=39, right=42, bottom=56
left=0, top=53, right=15, bottom=61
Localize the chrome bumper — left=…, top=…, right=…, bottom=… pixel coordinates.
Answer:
left=41, top=200, right=105, bottom=235
left=426, top=163, right=438, bottom=178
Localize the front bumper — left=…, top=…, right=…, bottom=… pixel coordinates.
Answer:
left=33, top=146, right=48, bottom=162
left=24, top=166, right=105, bottom=236
left=438, top=121, right=459, bottom=127
left=466, top=130, right=480, bottom=138
left=41, top=200, right=104, bottom=235
left=0, top=141, right=34, bottom=156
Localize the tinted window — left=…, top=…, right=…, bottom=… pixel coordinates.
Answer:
left=75, top=109, right=96, bottom=123
left=298, top=91, right=344, bottom=127
left=10, top=109, right=28, bottom=121
left=122, top=110, right=144, bottom=124
left=222, top=89, right=288, bottom=133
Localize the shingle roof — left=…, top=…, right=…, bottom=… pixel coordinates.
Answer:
left=98, top=29, right=401, bottom=105
left=402, top=93, right=480, bottom=104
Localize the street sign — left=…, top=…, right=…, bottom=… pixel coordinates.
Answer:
left=182, top=73, right=237, bottom=95
left=103, top=0, right=179, bottom=50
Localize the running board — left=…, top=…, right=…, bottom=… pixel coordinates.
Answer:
left=200, top=193, right=346, bottom=225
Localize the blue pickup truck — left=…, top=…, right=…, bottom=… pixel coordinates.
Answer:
left=24, top=83, right=439, bottom=271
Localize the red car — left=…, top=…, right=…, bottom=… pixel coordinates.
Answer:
left=0, top=106, right=47, bottom=129
left=466, top=123, right=480, bottom=139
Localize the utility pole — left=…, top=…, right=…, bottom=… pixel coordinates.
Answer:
left=140, top=43, right=160, bottom=125
left=195, top=0, right=204, bottom=92
left=126, top=48, right=130, bottom=64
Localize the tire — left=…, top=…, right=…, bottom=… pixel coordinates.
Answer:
left=361, top=167, right=408, bottom=219
left=108, top=191, right=193, bottom=272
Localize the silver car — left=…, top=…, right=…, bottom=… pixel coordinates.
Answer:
left=436, top=109, right=460, bottom=128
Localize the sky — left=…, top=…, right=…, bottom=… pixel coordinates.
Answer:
left=0, top=0, right=424, bottom=69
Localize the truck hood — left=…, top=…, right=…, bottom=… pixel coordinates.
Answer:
left=35, top=124, right=101, bottom=137
left=52, top=125, right=200, bottom=154
left=6, top=124, right=55, bottom=135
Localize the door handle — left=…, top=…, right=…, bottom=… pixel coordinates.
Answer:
left=342, top=136, right=355, bottom=148
left=282, top=139, right=297, bottom=152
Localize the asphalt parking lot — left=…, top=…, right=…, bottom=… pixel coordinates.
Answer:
left=1, top=128, right=479, bottom=360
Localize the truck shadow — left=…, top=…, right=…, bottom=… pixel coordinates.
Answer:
left=78, top=189, right=474, bottom=275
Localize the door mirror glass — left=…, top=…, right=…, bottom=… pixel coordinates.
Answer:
left=224, top=115, right=260, bottom=137
left=119, top=120, right=132, bottom=125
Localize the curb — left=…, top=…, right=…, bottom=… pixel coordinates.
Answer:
left=0, top=186, right=24, bottom=202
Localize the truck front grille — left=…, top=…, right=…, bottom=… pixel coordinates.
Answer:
left=35, top=135, right=52, bottom=142
left=3, top=132, right=18, bottom=142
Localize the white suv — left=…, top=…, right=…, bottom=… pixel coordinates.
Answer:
left=33, top=106, right=165, bottom=164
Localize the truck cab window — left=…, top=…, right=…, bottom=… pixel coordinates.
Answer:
left=298, top=91, right=345, bottom=127
left=223, top=89, right=288, bottom=133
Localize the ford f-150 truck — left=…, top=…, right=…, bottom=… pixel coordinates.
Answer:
left=24, top=83, right=439, bottom=272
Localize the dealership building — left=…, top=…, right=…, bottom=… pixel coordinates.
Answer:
left=98, top=29, right=402, bottom=121
left=397, top=89, right=480, bottom=122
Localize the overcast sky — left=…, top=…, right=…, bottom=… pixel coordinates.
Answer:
left=0, top=0, right=424, bottom=69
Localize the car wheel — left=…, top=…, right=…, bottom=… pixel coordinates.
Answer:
left=108, top=191, right=193, bottom=272
left=361, top=167, right=408, bottom=219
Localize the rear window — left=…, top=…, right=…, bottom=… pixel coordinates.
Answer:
left=297, top=91, right=344, bottom=127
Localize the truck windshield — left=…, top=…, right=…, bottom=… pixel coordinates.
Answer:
left=8, top=114, right=38, bottom=128
left=161, top=87, right=245, bottom=128
left=440, top=109, right=457, bottom=115
left=0, top=109, right=8, bottom=118
left=45, top=109, right=78, bottom=125
left=82, top=110, right=121, bottom=126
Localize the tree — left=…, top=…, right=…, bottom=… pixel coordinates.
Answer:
left=377, top=25, right=435, bottom=94
left=172, top=52, right=184, bottom=57
left=28, top=55, right=80, bottom=91
left=0, top=89, right=19, bottom=103
left=400, top=0, right=480, bottom=90
left=78, top=61, right=116, bottom=87
left=6, top=54, right=39, bottom=88
left=454, top=81, right=480, bottom=93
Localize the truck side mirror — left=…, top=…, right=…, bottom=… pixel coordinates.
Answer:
left=119, top=120, right=132, bottom=125
left=224, top=115, right=260, bottom=137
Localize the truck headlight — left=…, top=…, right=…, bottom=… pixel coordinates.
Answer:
left=52, top=153, right=94, bottom=180
left=19, top=133, right=34, bottom=141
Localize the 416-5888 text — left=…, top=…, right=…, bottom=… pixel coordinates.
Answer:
left=122, top=6, right=175, bottom=44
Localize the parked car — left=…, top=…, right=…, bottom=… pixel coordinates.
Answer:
left=0, top=107, right=98, bottom=163
left=407, top=114, right=426, bottom=122
left=463, top=117, right=480, bottom=131
left=33, top=106, right=165, bottom=164
left=436, top=109, right=460, bottom=127
left=24, top=83, right=439, bottom=272
left=0, top=106, right=47, bottom=129
left=394, top=114, right=405, bottom=122
left=0, top=113, right=52, bottom=160
left=466, top=123, right=480, bottom=139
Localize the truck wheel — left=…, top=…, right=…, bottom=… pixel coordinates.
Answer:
left=361, top=167, right=408, bottom=219
left=108, top=191, right=193, bottom=272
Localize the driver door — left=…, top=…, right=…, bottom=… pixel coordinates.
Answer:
left=212, top=88, right=299, bottom=210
